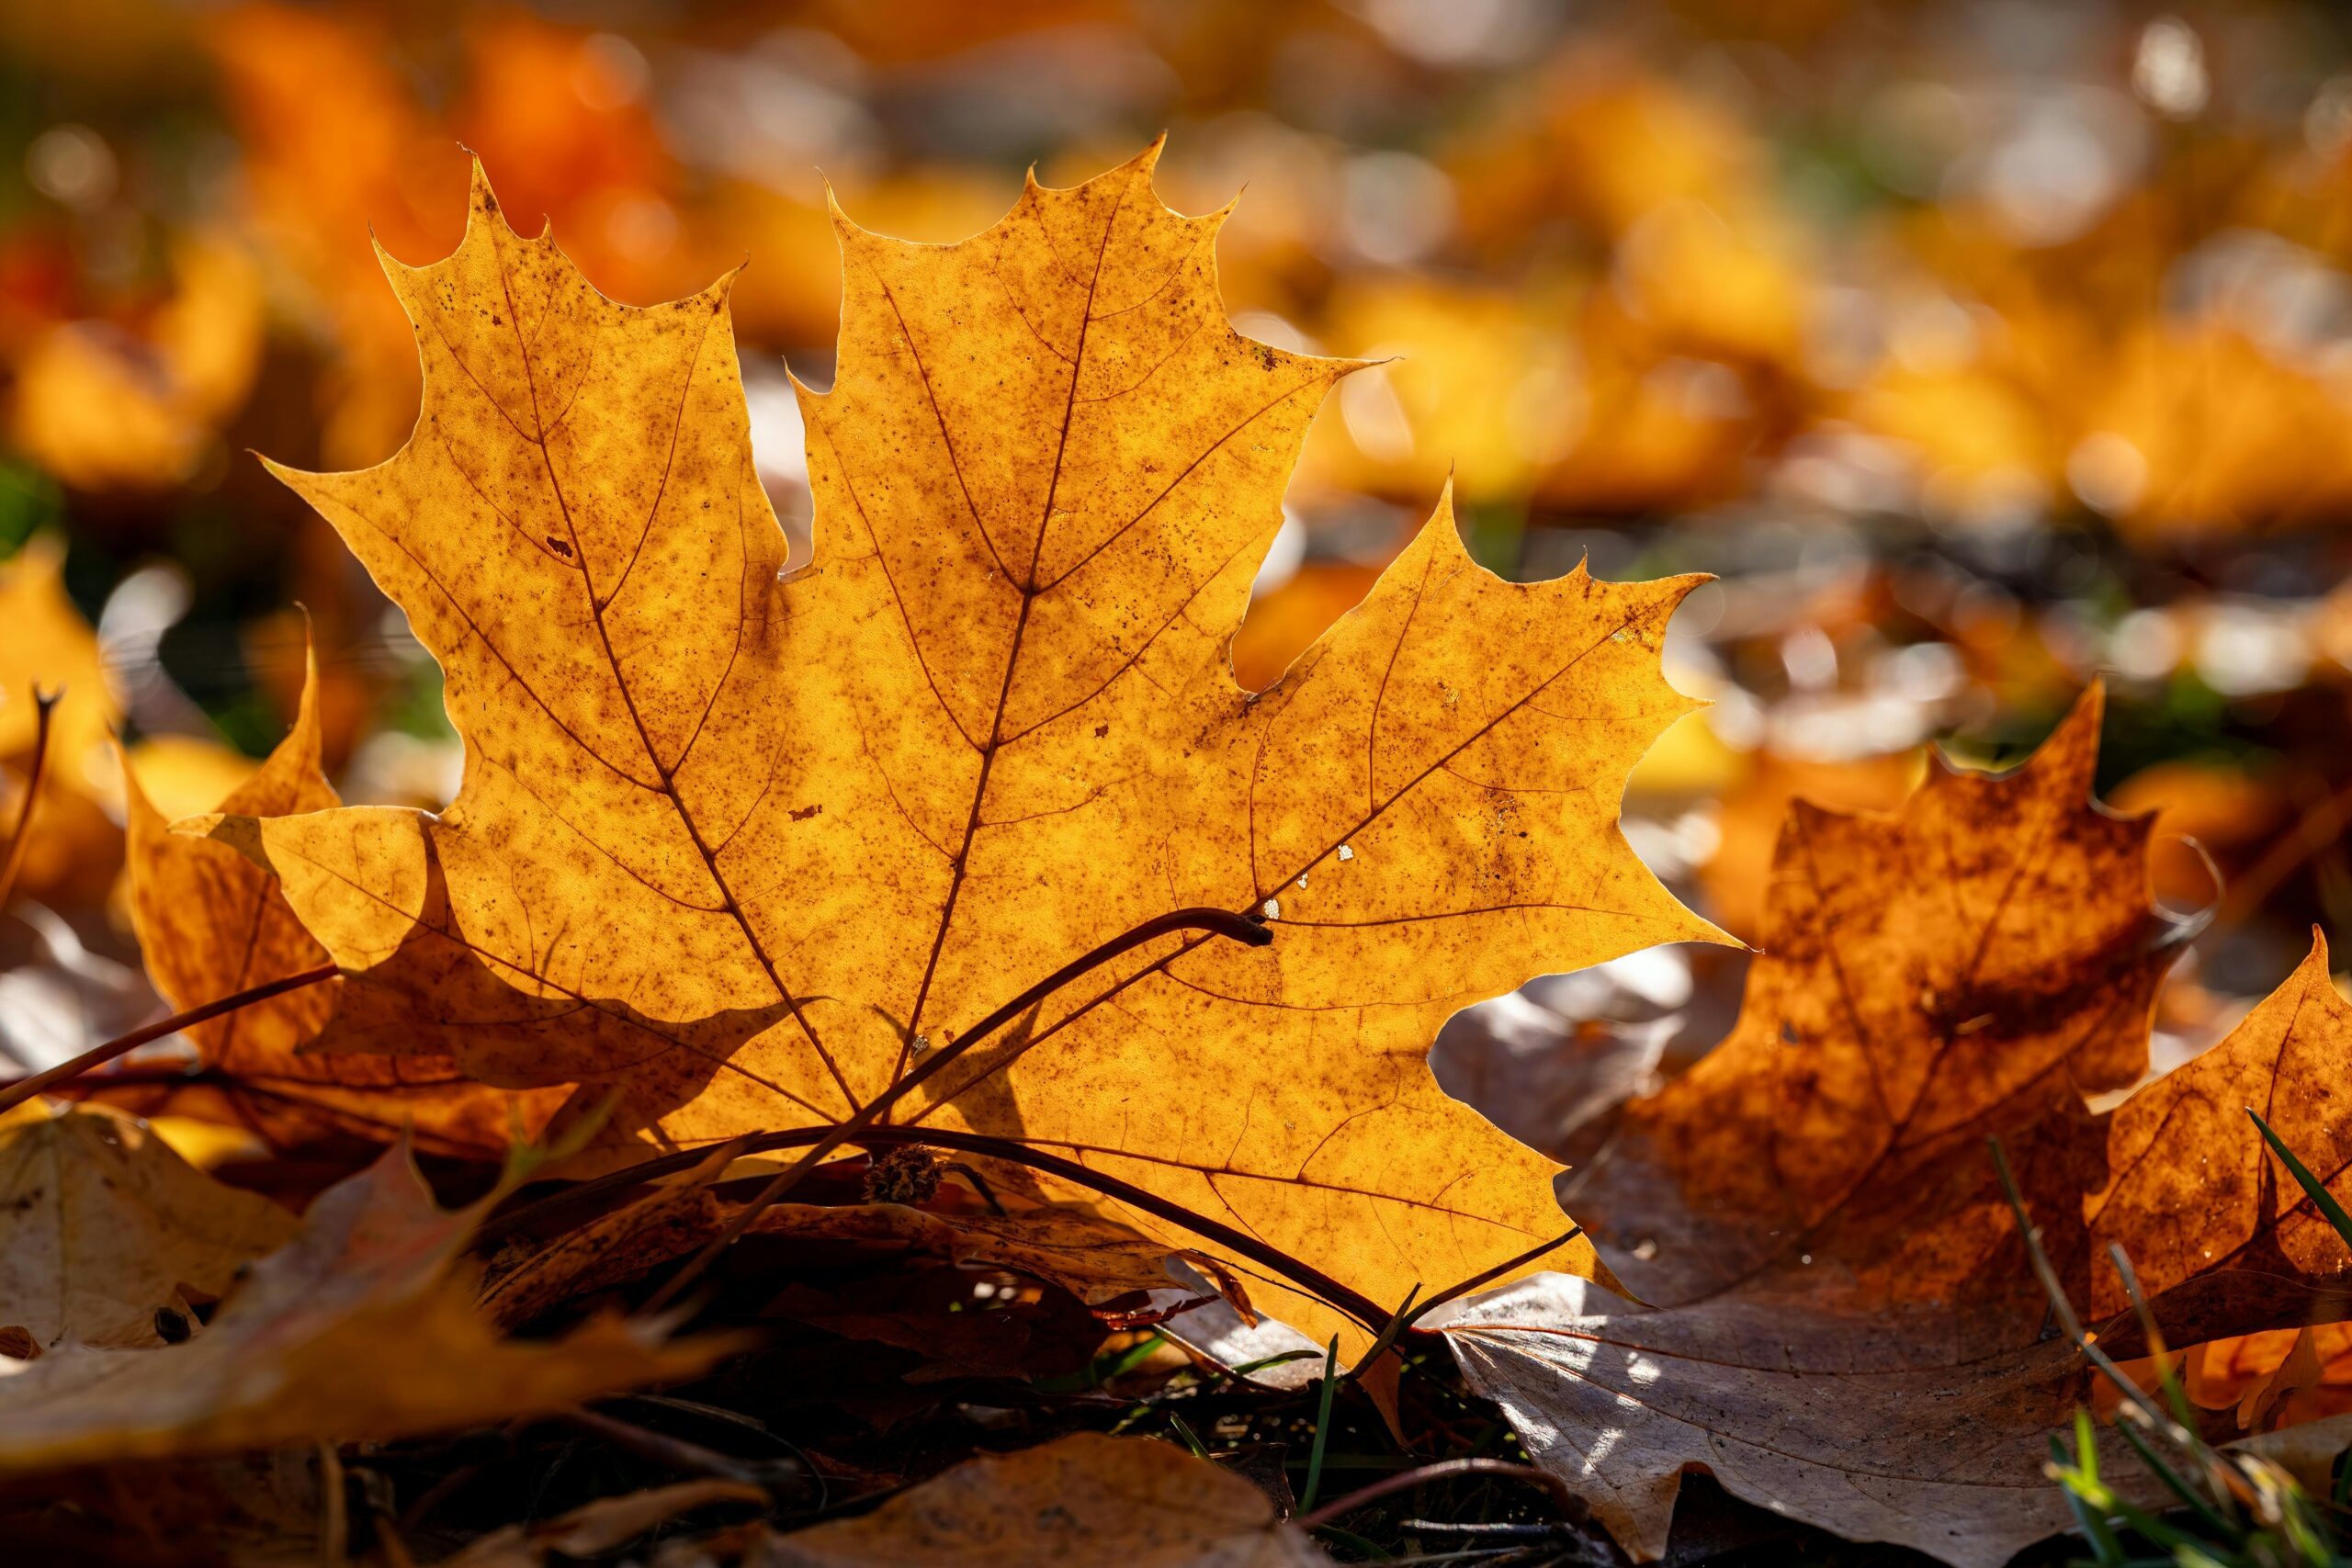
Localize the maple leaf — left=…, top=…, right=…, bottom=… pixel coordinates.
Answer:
left=202, top=144, right=1726, bottom=1350
left=120, top=648, right=555, bottom=1156
left=1582, top=687, right=2175, bottom=1319
left=0, top=1104, right=296, bottom=1349
left=0, top=1142, right=726, bottom=1474
left=1442, top=698, right=2352, bottom=1566
left=760, top=1431, right=1325, bottom=1566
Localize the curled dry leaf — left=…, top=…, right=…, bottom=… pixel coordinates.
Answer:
left=199, top=143, right=1727, bottom=1354
left=755, top=1431, right=1326, bottom=1566
left=118, top=643, right=559, bottom=1156
left=0, top=1103, right=297, bottom=1349
left=1449, top=699, right=2352, bottom=1566
left=0, top=1143, right=726, bottom=1474
left=482, top=1159, right=1222, bottom=1331
left=2132, top=1322, right=2352, bottom=1432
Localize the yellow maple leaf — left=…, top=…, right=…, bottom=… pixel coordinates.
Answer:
left=202, top=143, right=1727, bottom=1352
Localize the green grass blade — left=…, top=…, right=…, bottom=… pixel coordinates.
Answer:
left=1299, top=1335, right=1341, bottom=1514
left=1167, top=1410, right=1211, bottom=1460
left=2053, top=1433, right=2129, bottom=1566
left=1310, top=1523, right=1391, bottom=1560
left=2112, top=1417, right=2235, bottom=1540
left=2247, top=1108, right=2352, bottom=1250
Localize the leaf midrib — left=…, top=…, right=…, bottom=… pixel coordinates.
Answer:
left=478, top=220, right=855, bottom=1114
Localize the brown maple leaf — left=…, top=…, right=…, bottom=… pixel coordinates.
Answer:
left=119, top=647, right=559, bottom=1156
left=1443, top=695, right=2352, bottom=1565
left=198, top=143, right=1727, bottom=1350
left=1579, top=687, right=2177, bottom=1322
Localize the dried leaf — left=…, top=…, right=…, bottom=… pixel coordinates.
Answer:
left=1580, top=687, right=2171, bottom=1321
left=203, top=145, right=1727, bottom=1353
left=0, top=1104, right=297, bottom=1349
left=755, top=1432, right=1324, bottom=1565
left=483, top=1177, right=1204, bottom=1330
left=0, top=1144, right=725, bottom=1473
left=121, top=646, right=554, bottom=1156
left=1446, top=1272, right=2091, bottom=1567
left=4, top=235, right=263, bottom=492
left=2083, top=932, right=2352, bottom=1337
left=2231, top=1409, right=2352, bottom=1495
left=1443, top=705, right=2352, bottom=1565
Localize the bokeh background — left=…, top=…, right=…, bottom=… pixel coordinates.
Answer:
left=2, top=0, right=2348, bottom=1207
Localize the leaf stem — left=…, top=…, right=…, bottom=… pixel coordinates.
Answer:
left=0, top=963, right=341, bottom=1116
left=639, top=908, right=1269, bottom=1314
left=0, top=684, right=59, bottom=912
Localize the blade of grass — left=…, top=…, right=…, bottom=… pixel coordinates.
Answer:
left=2112, top=1417, right=2236, bottom=1541
left=2247, top=1108, right=2352, bottom=1250
left=2052, top=1430, right=2127, bottom=1567
left=1228, top=1348, right=1321, bottom=1379
left=1299, top=1335, right=1340, bottom=1514
left=1167, top=1410, right=1211, bottom=1460
left=1310, top=1524, right=1390, bottom=1560
left=1350, top=1283, right=1421, bottom=1379
left=2106, top=1247, right=2199, bottom=1435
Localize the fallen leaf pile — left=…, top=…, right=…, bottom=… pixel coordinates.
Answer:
left=0, top=1124, right=720, bottom=1473
left=0, top=135, right=2346, bottom=1566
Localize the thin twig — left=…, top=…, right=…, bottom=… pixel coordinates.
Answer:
left=0, top=964, right=341, bottom=1116
left=639, top=907, right=1269, bottom=1313
left=1295, top=1458, right=1571, bottom=1531
left=0, top=685, right=59, bottom=911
